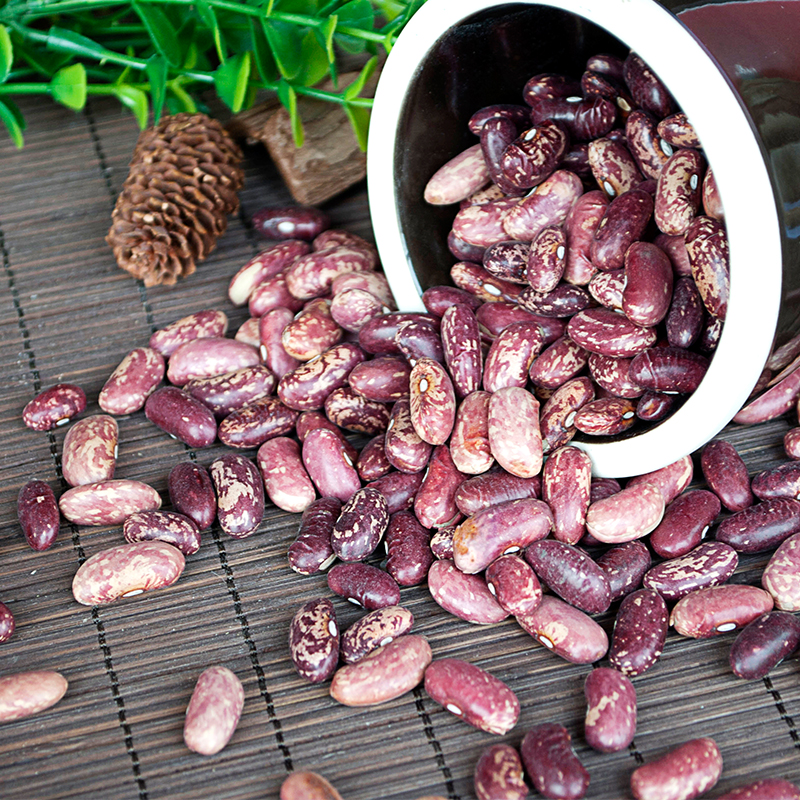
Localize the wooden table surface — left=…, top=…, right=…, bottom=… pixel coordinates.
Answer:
left=0, top=95, right=798, bottom=800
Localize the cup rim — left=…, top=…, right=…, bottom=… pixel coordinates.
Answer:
left=367, top=0, right=783, bottom=477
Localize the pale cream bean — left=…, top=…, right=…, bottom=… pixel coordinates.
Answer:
left=0, top=670, right=68, bottom=723
left=488, top=387, right=543, bottom=478
left=59, top=479, right=161, bottom=527
left=183, top=666, right=244, bottom=756
left=585, top=482, right=665, bottom=543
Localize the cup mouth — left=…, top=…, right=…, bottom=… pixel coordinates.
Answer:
left=367, top=0, right=783, bottom=478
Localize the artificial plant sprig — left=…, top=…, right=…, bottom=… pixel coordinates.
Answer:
left=0, top=0, right=425, bottom=149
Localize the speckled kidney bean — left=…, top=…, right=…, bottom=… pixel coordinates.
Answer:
left=145, top=386, right=217, bottom=448
left=149, top=309, right=228, bottom=357
left=517, top=595, right=608, bottom=663
left=655, top=231, right=692, bottom=275
left=409, top=358, right=457, bottom=446
left=631, top=738, right=721, bottom=800
left=99, top=349, right=164, bottom=415
left=358, top=312, right=437, bottom=356
left=583, top=667, right=636, bottom=753
left=59, top=479, right=161, bottom=526
left=184, top=366, right=276, bottom=420
left=367, top=470, right=424, bottom=515
left=483, top=240, right=530, bottom=284
left=752, top=462, right=800, bottom=500
left=287, top=497, right=339, bottom=575
left=643, top=541, right=738, bottom=602
left=167, top=462, right=216, bottom=531
left=249, top=273, right=306, bottom=317
left=23, top=383, right=87, bottom=431
left=323, top=387, right=389, bottom=436
left=519, top=284, right=592, bottom=319
left=289, top=597, right=339, bottom=684
left=451, top=261, right=525, bottom=304
left=763, top=532, right=800, bottom=610
left=454, top=497, right=552, bottom=574
left=625, top=109, right=670, bottom=179
left=622, top=241, right=673, bottom=327
left=608, top=586, right=668, bottom=678
left=123, top=510, right=200, bottom=555
left=526, top=226, right=566, bottom=292
left=17, top=479, right=60, bottom=551
left=529, top=337, right=590, bottom=391
left=596, top=541, right=651, bottom=601
left=539, top=376, right=595, bottom=452
left=636, top=390, right=676, bottom=422
left=729, top=610, right=800, bottom=680
left=285, top=245, right=373, bottom=300
left=520, top=723, right=589, bottom=800
left=347, top=357, right=410, bottom=403
left=700, top=440, right=754, bottom=511
left=430, top=524, right=456, bottom=559
left=657, top=112, right=699, bottom=148
left=585, top=482, right=665, bottom=543
left=563, top=190, right=607, bottom=284
left=671, top=584, right=774, bottom=638
left=588, top=136, right=642, bottom=199
left=654, top=149, right=704, bottom=236
left=567, top=307, right=657, bottom=357
left=627, top=454, right=695, bottom=505
left=483, top=322, right=544, bottom=393
left=328, top=562, right=400, bottom=609
left=786, top=428, right=800, bottom=459
left=716, top=498, right=800, bottom=554
left=588, top=354, right=643, bottom=399
left=474, top=743, right=528, bottom=800
left=574, top=396, right=637, bottom=436
left=394, top=318, right=444, bottom=367
left=428, top=559, right=508, bottom=623
left=629, top=346, right=709, bottom=394
left=450, top=390, right=493, bottom=475
left=301, top=428, right=360, bottom=503
left=72, top=540, right=184, bottom=605
left=528, top=94, right=616, bottom=142
left=332, top=270, right=394, bottom=307
left=422, top=286, right=481, bottom=318
left=330, top=634, right=431, bottom=707
left=256, top=308, right=299, bottom=380
left=228, top=241, right=309, bottom=305
left=451, top=198, right=520, bottom=249
left=253, top=205, right=330, bottom=241
left=591, top=477, right=622, bottom=503
left=624, top=50, right=675, bottom=116
left=295, top=410, right=358, bottom=461
left=0, top=601, right=13, bottom=643
left=504, top=171, right=584, bottom=244
left=183, top=665, right=244, bottom=756
left=234, top=317, right=262, bottom=348
left=734, top=361, right=800, bottom=425
left=384, top=399, right=432, bottom=474
left=477, top=302, right=563, bottom=344
left=424, top=143, right=491, bottom=204
left=469, top=103, right=532, bottom=135
left=666, top=277, right=704, bottom=349
left=256, top=437, right=315, bottom=514
left=485, top=553, right=542, bottom=616
left=0, top=670, right=68, bottom=723
left=330, top=487, right=388, bottom=562
left=425, top=658, right=520, bottom=735
left=414, top=445, right=465, bottom=529
left=313, top=229, right=378, bottom=266
left=168, top=338, right=260, bottom=386
left=649, top=490, right=721, bottom=559
left=355, top=435, right=391, bottom=482
left=525, top=539, right=611, bottom=614
left=699, top=313, right=723, bottom=353
left=499, top=120, right=569, bottom=191
left=281, top=299, right=342, bottom=361
left=210, top=453, right=264, bottom=538
left=455, top=470, right=540, bottom=516
left=340, top=605, right=415, bottom=665
left=440, top=304, right=483, bottom=398
left=590, top=188, right=653, bottom=271
left=542, top=446, right=592, bottom=544
left=330, top=287, right=386, bottom=333
left=280, top=772, right=343, bottom=800
left=488, top=387, right=542, bottom=478
left=716, top=781, right=800, bottom=800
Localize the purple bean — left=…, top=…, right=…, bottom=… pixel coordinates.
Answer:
left=288, top=498, right=340, bottom=575
left=327, top=563, right=400, bottom=609
left=23, top=383, right=87, bottom=431
left=289, top=597, right=339, bottom=684
left=340, top=605, right=415, bottom=664
left=17, top=480, right=60, bottom=551
left=609, top=588, right=668, bottom=676
left=584, top=667, right=637, bottom=753
left=520, top=723, right=590, bottom=800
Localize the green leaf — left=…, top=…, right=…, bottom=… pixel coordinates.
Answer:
left=321, top=14, right=336, bottom=62
left=343, top=55, right=376, bottom=100
left=196, top=0, right=226, bottom=63
left=297, top=29, right=329, bottom=87
left=146, top=53, right=168, bottom=121
left=175, top=17, right=199, bottom=68
left=343, top=102, right=369, bottom=151
left=335, top=0, right=375, bottom=53
left=113, top=85, right=149, bottom=129
left=50, top=63, right=87, bottom=111
left=132, top=1, right=181, bottom=66
left=277, top=80, right=303, bottom=147
left=262, top=19, right=303, bottom=80
left=248, top=16, right=277, bottom=83
left=45, top=26, right=111, bottom=61
left=168, top=80, right=197, bottom=113
left=0, top=97, right=24, bottom=149
left=0, top=25, right=13, bottom=84
left=275, top=0, right=320, bottom=14
left=213, top=51, right=251, bottom=113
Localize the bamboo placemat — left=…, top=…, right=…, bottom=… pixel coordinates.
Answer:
left=0, top=96, right=798, bottom=800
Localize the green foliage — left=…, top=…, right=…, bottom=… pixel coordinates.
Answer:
left=0, top=0, right=426, bottom=149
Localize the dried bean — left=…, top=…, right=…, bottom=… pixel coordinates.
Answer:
left=430, top=524, right=456, bottom=559
left=653, top=149, right=704, bottom=235
left=295, top=410, right=358, bottom=462
left=423, top=285, right=482, bottom=317
left=716, top=781, right=800, bottom=800
left=123, top=510, right=200, bottom=555
left=280, top=772, right=343, bottom=800
left=701, top=440, right=754, bottom=511
left=752, top=462, right=800, bottom=500
left=149, top=309, right=228, bottom=357
left=686, top=215, right=729, bottom=319
left=167, top=338, right=260, bottom=386
left=585, top=482, right=664, bottom=543
left=469, top=103, right=532, bottom=134
left=627, top=454, right=694, bottom=505
left=786, top=428, right=800, bottom=459
left=629, top=346, right=709, bottom=394
left=288, top=498, right=340, bottom=575
left=591, top=477, right=622, bottom=503
left=332, top=271, right=394, bottom=307
left=324, top=387, right=390, bottom=435
left=596, top=540, right=651, bottom=601
left=441, top=304, right=483, bottom=398
left=484, top=240, right=530, bottom=284
left=563, top=190, right=608, bottom=284
left=23, top=383, right=87, bottom=430
left=499, top=121, right=569, bottom=191
left=424, top=143, right=491, bottom=204
left=428, top=559, right=509, bottom=624
left=542, top=446, right=592, bottom=544
left=451, top=261, right=524, bottom=304
left=666, top=277, right=704, bottom=349
left=643, top=541, right=738, bottom=602
left=168, top=462, right=216, bottom=531
left=567, top=307, right=657, bottom=357
left=734, top=362, right=800, bottom=425
left=72, top=541, right=184, bottom=605
left=716, top=498, right=800, bottom=554
left=424, top=658, right=520, bottom=735
left=488, top=387, right=542, bottom=478
left=637, top=390, right=676, bottom=421
left=588, top=136, right=642, bottom=199
left=474, top=744, right=528, bottom=800
left=584, top=667, right=636, bottom=753
left=17, top=480, right=60, bottom=551
left=367, top=470, right=424, bottom=514
left=331, top=487, right=388, bottom=562
left=356, top=435, right=392, bottom=482
left=252, top=206, right=330, bottom=241
left=588, top=354, right=643, bottom=399
left=518, top=284, right=592, bottom=319
left=384, top=398, right=433, bottom=474
left=670, top=584, right=774, bottom=638
left=235, top=317, right=263, bottom=348
left=528, top=94, right=616, bottom=141
left=450, top=390, right=493, bottom=475
left=61, top=415, right=118, bottom=487
left=539, top=376, right=595, bottom=452
left=0, top=670, right=68, bottom=723
left=609, top=588, right=668, bottom=676
left=313, top=230, right=378, bottom=266
left=526, top=226, right=566, bottom=292
left=183, top=666, right=244, bottom=756
left=630, top=738, right=722, bottom=800
left=455, top=470, right=540, bottom=516
left=257, top=437, right=315, bottom=514
left=327, top=563, right=400, bottom=609
left=210, top=453, right=264, bottom=538
left=520, top=723, right=590, bottom=800
left=330, top=288, right=386, bottom=332
left=623, top=241, right=673, bottom=327
left=573, top=397, right=637, bottom=436
left=763, top=533, right=800, bottom=610
left=529, top=337, right=590, bottom=390
left=282, top=298, right=343, bottom=361
left=228, top=241, right=310, bottom=305
left=485, top=554, right=542, bottom=616
left=409, top=357, right=456, bottom=445
left=729, top=611, right=800, bottom=679
left=348, top=357, right=410, bottom=402
left=302, top=428, right=361, bottom=503
left=145, top=386, right=217, bottom=448
left=341, top=605, right=414, bottom=664
left=329, top=634, right=431, bottom=706
left=59, top=479, right=161, bottom=526
left=502, top=170, right=583, bottom=242
left=649, top=489, right=721, bottom=559
left=626, top=109, right=670, bottom=179
left=185, top=366, right=276, bottom=419
left=0, top=602, right=13, bottom=643
left=359, top=312, right=438, bottom=356
left=289, top=597, right=339, bottom=684
left=483, top=322, right=543, bottom=393
left=395, top=318, right=444, bottom=365
left=589, top=188, right=653, bottom=272
left=452, top=199, right=521, bottom=249
left=286, top=246, right=374, bottom=300
left=414, top=445, right=465, bottom=529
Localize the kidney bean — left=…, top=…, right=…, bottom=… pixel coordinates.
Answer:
left=588, top=269, right=625, bottom=311
left=185, top=365, right=276, bottom=420
left=59, top=479, right=161, bottom=527
left=452, top=199, right=522, bottom=249
left=256, top=307, right=300, bottom=379
left=354, top=435, right=390, bottom=482
left=228, top=241, right=310, bottom=305
left=671, top=584, right=774, bottom=638
left=529, top=337, right=590, bottom=391
left=439, top=304, right=483, bottom=399
left=423, top=286, right=483, bottom=318
left=182, top=665, right=244, bottom=756
left=785, top=428, right=800, bottom=459
left=596, top=541, right=651, bottom=601
left=588, top=136, right=642, bottom=199
left=330, top=288, right=386, bottom=333
left=449, top=391, right=493, bottom=475
left=278, top=342, right=366, bottom=412
left=382, top=399, right=431, bottom=475
left=488, top=387, right=542, bottom=478
left=479, top=305, right=565, bottom=347
left=288, top=498, right=340, bottom=575
left=649, top=489, right=721, bottom=559
left=699, top=314, right=723, bottom=353
left=451, top=261, right=525, bottom=304
left=519, top=284, right=592, bottom=319
left=99, top=348, right=165, bottom=416
left=280, top=772, right=343, bottom=800
left=455, top=470, right=541, bottom=516
left=281, top=299, right=343, bottom=361
left=313, top=230, right=379, bottom=267
left=699, top=167, right=724, bottom=222
left=716, top=498, right=800, bottom=554
left=408, top=358, right=457, bottom=446
left=359, top=312, right=438, bottom=356
left=623, top=51, right=675, bottom=117
left=654, top=148, right=705, bottom=237
left=232, top=318, right=260, bottom=352
left=503, top=170, right=584, bottom=242
left=253, top=205, right=330, bottom=241
left=520, top=723, right=590, bottom=800
left=285, top=246, right=373, bottom=300
left=0, top=602, right=13, bottom=643
left=123, top=510, right=200, bottom=555
left=627, top=454, right=695, bottom=505
left=588, top=354, right=643, bottom=399
left=526, top=226, right=566, bottom=293
left=454, top=497, right=552, bottom=574
left=523, top=72, right=582, bottom=102
left=701, top=440, right=754, bottom=511
left=485, top=553, right=542, bottom=616
left=716, top=781, right=800, bottom=800
left=17, top=479, right=60, bottom=551
left=340, top=605, right=414, bottom=665
left=539, top=377, right=595, bottom=452
left=644, top=541, right=738, bottom=601
left=655, top=232, right=693, bottom=276
left=0, top=670, right=68, bottom=723
left=428, top=559, right=509, bottom=623
left=367, top=470, right=424, bottom=515
left=517, top=595, right=608, bottom=663
left=608, top=588, right=668, bottom=676
left=347, top=358, right=409, bottom=404
left=425, top=658, right=520, bottom=735
left=685, top=215, right=730, bottom=319
left=586, top=482, right=664, bottom=543
left=583, top=667, right=637, bottom=754
left=525, top=539, right=611, bottom=613
left=218, top=395, right=298, bottom=457
left=424, top=143, right=491, bottom=205
left=469, top=103, right=532, bottom=134
left=630, top=738, right=722, bottom=800
left=72, top=540, right=184, bottom=605
left=149, top=309, right=229, bottom=357
left=763, top=533, right=800, bottom=610
left=590, top=188, right=653, bottom=271
left=143, top=386, right=216, bottom=449
left=625, top=109, right=670, bottom=179
left=574, top=396, right=637, bottom=436
left=729, top=610, right=800, bottom=680
left=529, top=94, right=617, bottom=141
left=330, top=634, right=431, bottom=706
left=636, top=390, right=676, bottom=422
left=657, top=112, right=699, bottom=148
left=166, top=462, right=215, bottom=531
left=562, top=190, right=607, bottom=285
left=332, top=272, right=394, bottom=308
left=295, top=410, right=357, bottom=461
left=328, top=562, right=400, bottom=609
left=483, top=240, right=530, bottom=284
left=483, top=322, right=544, bottom=393
left=768, top=332, right=800, bottom=372
left=395, top=318, right=444, bottom=367
left=301, top=428, right=361, bottom=503
left=430, top=524, right=456, bottom=560
left=591, top=477, right=622, bottom=502
left=666, top=276, right=704, bottom=349
left=474, top=743, right=528, bottom=800
left=255, top=438, right=314, bottom=513
left=499, top=121, right=569, bottom=191
left=752, top=462, right=800, bottom=500
left=622, top=241, right=673, bottom=327
left=23, top=383, right=87, bottom=431
left=734, top=362, right=800, bottom=425
left=542, top=446, right=592, bottom=544
left=210, top=453, right=264, bottom=538
left=168, top=337, right=260, bottom=386
left=323, top=388, right=389, bottom=436
left=330, top=487, right=388, bottom=562
left=587, top=54, right=626, bottom=79
left=289, top=597, right=339, bottom=684
left=567, top=307, right=657, bottom=358
left=414, top=445, right=465, bottom=529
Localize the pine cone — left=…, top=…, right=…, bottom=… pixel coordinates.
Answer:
left=106, top=113, right=245, bottom=287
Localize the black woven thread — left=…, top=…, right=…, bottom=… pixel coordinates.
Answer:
left=764, top=676, right=800, bottom=749
left=413, top=687, right=459, bottom=799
